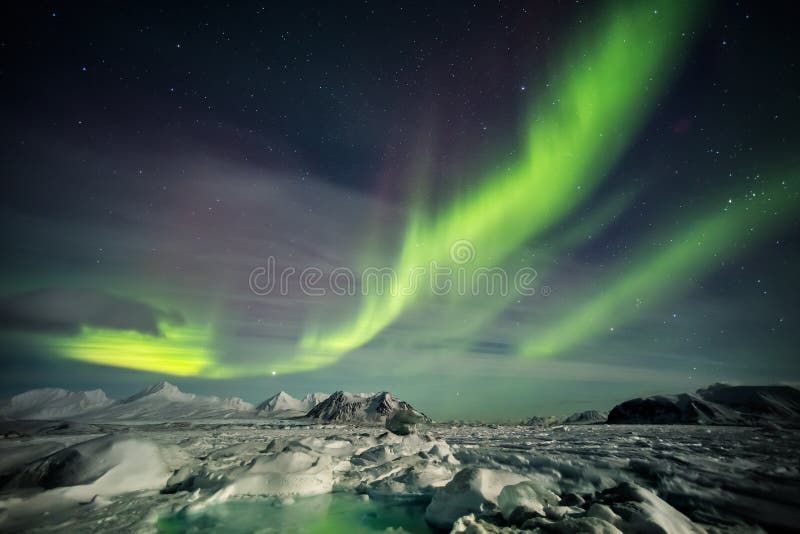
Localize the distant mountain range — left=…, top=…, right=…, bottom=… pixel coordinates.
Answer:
left=82, top=381, right=256, bottom=421
left=607, top=383, right=800, bottom=427
left=0, top=382, right=425, bottom=423
left=0, top=382, right=254, bottom=421
left=0, top=387, right=116, bottom=420
left=522, top=384, right=800, bottom=428
left=256, top=391, right=330, bottom=416
left=563, top=410, right=608, bottom=425
left=522, top=411, right=607, bottom=427
left=5, top=382, right=798, bottom=427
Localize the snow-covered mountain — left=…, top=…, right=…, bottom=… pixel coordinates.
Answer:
left=608, top=393, right=741, bottom=425
left=0, top=385, right=421, bottom=423
left=696, top=383, right=800, bottom=419
left=0, top=386, right=427, bottom=423
left=563, top=410, right=608, bottom=425
left=0, top=382, right=255, bottom=421
left=523, top=410, right=608, bottom=426
left=255, top=391, right=330, bottom=416
left=522, top=415, right=559, bottom=427
left=0, top=388, right=115, bottom=420
left=301, top=392, right=330, bottom=408
left=256, top=391, right=305, bottom=414
left=608, top=384, right=800, bottom=426
left=305, top=391, right=430, bottom=422
left=84, top=381, right=255, bottom=421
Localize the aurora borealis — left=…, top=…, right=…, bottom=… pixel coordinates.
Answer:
left=1, top=1, right=799, bottom=419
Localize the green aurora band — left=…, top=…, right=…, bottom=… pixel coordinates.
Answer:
left=45, top=1, right=800, bottom=379
left=52, top=322, right=214, bottom=377
left=520, top=177, right=799, bottom=357
left=52, top=0, right=706, bottom=377
left=291, top=0, right=703, bottom=371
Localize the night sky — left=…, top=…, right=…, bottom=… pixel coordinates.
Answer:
left=1, top=1, right=798, bottom=420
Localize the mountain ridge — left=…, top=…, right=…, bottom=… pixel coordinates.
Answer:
left=306, top=390, right=431, bottom=423
left=255, top=390, right=330, bottom=415
left=0, top=383, right=422, bottom=422
left=608, top=383, right=800, bottom=426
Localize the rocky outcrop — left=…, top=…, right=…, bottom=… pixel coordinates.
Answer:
left=306, top=391, right=430, bottom=423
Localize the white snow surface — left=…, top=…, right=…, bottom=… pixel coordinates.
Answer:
left=0, top=433, right=172, bottom=531
left=425, top=467, right=529, bottom=529
left=0, top=419, right=797, bottom=533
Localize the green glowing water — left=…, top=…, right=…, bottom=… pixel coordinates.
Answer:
left=157, top=493, right=434, bottom=534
